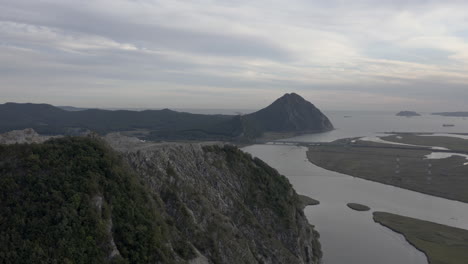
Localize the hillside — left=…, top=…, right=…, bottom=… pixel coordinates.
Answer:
left=243, top=93, right=333, bottom=136
left=0, top=94, right=332, bottom=141
left=0, top=137, right=180, bottom=263
left=0, top=136, right=321, bottom=263
left=0, top=102, right=235, bottom=139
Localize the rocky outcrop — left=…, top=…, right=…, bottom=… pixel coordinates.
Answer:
left=91, top=194, right=121, bottom=260
left=0, top=128, right=58, bottom=144
left=107, top=135, right=322, bottom=264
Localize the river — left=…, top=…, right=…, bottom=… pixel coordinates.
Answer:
left=242, top=111, right=468, bottom=264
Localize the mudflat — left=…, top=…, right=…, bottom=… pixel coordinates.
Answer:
left=307, top=134, right=468, bottom=203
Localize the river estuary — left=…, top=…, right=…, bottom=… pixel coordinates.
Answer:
left=242, top=111, right=468, bottom=264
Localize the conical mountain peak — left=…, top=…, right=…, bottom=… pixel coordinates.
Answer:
left=244, top=93, right=334, bottom=134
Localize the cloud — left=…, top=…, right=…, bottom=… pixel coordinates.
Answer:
left=0, top=21, right=138, bottom=54
left=0, top=0, right=468, bottom=110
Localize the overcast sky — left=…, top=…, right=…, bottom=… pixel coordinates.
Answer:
left=1, top=0, right=468, bottom=111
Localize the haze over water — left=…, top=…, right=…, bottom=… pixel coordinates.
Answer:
left=290, top=110, right=468, bottom=142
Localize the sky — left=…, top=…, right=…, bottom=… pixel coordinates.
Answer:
left=1, top=0, right=468, bottom=111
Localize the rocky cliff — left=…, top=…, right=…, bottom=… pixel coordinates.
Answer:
left=0, top=132, right=321, bottom=263
left=0, top=128, right=57, bottom=144
left=110, top=135, right=322, bottom=264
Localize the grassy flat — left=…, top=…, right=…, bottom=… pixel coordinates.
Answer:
left=382, top=134, right=468, bottom=152
left=373, top=212, right=468, bottom=264
left=307, top=136, right=468, bottom=203
left=298, top=194, right=320, bottom=209
left=347, top=203, right=370, bottom=211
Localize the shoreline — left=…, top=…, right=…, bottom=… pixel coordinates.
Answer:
left=306, top=156, right=468, bottom=205
left=374, top=219, right=430, bottom=263
left=305, top=134, right=468, bottom=204
left=235, top=128, right=336, bottom=148
left=373, top=213, right=431, bottom=264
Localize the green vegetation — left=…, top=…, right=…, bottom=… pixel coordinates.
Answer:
left=0, top=137, right=191, bottom=264
left=211, top=145, right=297, bottom=224
left=307, top=137, right=468, bottom=202
left=373, top=212, right=468, bottom=264
left=346, top=203, right=370, bottom=211
left=243, top=93, right=333, bottom=134
left=0, top=102, right=237, bottom=139
left=0, top=137, right=321, bottom=263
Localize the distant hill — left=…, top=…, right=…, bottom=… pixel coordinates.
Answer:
left=57, top=106, right=89, bottom=111
left=432, top=112, right=468, bottom=117
left=244, top=93, right=333, bottom=135
left=0, top=102, right=236, bottom=138
left=396, top=111, right=421, bottom=117
left=0, top=93, right=333, bottom=141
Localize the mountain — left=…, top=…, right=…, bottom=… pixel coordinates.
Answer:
left=0, top=94, right=332, bottom=141
left=0, top=135, right=321, bottom=263
left=0, top=102, right=235, bottom=138
left=244, top=93, right=333, bottom=136
left=396, top=111, right=421, bottom=117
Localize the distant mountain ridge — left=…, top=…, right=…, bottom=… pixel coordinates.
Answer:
left=57, top=106, right=89, bottom=111
left=432, top=112, right=468, bottom=117
left=0, top=93, right=333, bottom=141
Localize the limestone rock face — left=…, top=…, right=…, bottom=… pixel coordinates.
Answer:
left=107, top=135, right=322, bottom=264
left=0, top=128, right=58, bottom=144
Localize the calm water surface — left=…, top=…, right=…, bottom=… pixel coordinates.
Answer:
left=242, top=111, right=468, bottom=264
left=289, top=110, right=468, bottom=142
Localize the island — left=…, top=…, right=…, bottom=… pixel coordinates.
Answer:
left=347, top=203, right=370, bottom=211
left=396, top=111, right=421, bottom=117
